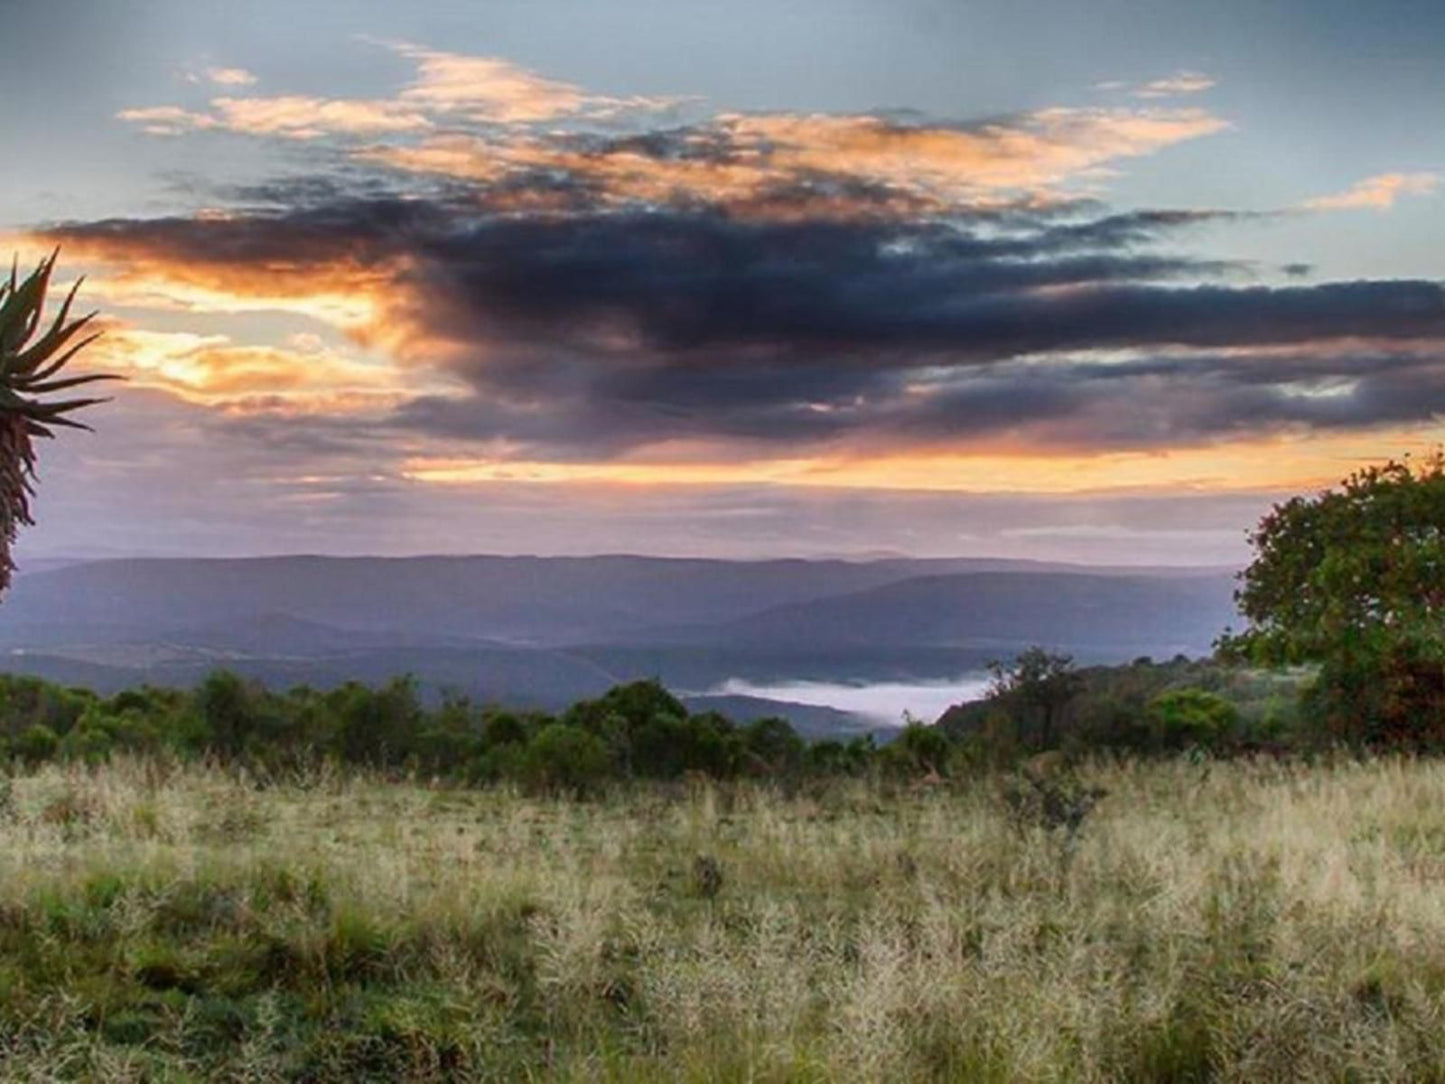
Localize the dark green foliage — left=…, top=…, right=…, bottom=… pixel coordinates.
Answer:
left=805, top=734, right=873, bottom=776
left=564, top=680, right=700, bottom=779
left=1222, top=453, right=1445, bottom=749
left=877, top=720, right=952, bottom=778
left=520, top=723, right=610, bottom=795
left=942, top=653, right=1302, bottom=759
left=742, top=715, right=805, bottom=775
left=331, top=676, right=424, bottom=767
left=1301, top=630, right=1445, bottom=749
left=986, top=647, right=1083, bottom=750
left=196, top=670, right=264, bottom=759
left=1145, top=688, right=1241, bottom=753
left=12, top=721, right=57, bottom=765
left=1224, top=453, right=1445, bottom=665
left=0, top=671, right=817, bottom=788
left=0, top=674, right=90, bottom=740
left=0, top=653, right=1312, bottom=786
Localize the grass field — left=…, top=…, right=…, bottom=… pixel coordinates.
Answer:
left=3, top=756, right=1445, bottom=1081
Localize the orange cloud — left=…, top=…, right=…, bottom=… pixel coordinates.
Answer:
left=120, top=43, right=1223, bottom=208
left=123, top=42, right=679, bottom=142
left=392, top=45, right=589, bottom=122
left=86, top=327, right=454, bottom=415
left=43, top=231, right=396, bottom=335
left=81, top=265, right=387, bottom=332
left=361, top=105, right=1227, bottom=215
left=400, top=427, right=1445, bottom=496
left=1303, top=172, right=1439, bottom=211
left=721, top=107, right=1228, bottom=197
left=209, top=96, right=432, bottom=139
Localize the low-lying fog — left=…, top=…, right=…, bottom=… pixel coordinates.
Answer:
left=706, top=675, right=993, bottom=727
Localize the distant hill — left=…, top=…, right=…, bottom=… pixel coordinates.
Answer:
left=0, top=554, right=1234, bottom=648
left=665, top=571, right=1237, bottom=656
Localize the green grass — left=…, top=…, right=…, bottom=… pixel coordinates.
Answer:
left=3, top=756, right=1445, bottom=1080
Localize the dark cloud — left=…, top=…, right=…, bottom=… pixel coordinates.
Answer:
left=45, top=190, right=1445, bottom=458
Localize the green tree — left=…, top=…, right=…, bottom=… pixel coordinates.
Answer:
left=987, top=647, right=1082, bottom=750
left=196, top=671, right=266, bottom=758
left=742, top=717, right=804, bottom=776
left=0, top=252, right=115, bottom=595
left=521, top=723, right=610, bottom=795
left=330, top=677, right=423, bottom=767
left=1221, top=453, right=1445, bottom=748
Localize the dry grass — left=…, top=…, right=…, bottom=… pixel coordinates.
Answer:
left=3, top=755, right=1445, bottom=1080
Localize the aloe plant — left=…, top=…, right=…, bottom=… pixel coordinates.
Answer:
left=0, top=251, right=115, bottom=596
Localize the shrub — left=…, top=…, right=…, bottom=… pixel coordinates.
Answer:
left=196, top=671, right=265, bottom=758
left=13, top=722, right=58, bottom=765
left=742, top=717, right=804, bottom=776
left=0, top=675, right=90, bottom=740
left=893, top=720, right=951, bottom=776
left=520, top=723, right=610, bottom=795
left=482, top=709, right=529, bottom=748
left=331, top=677, right=424, bottom=767
left=1146, top=688, right=1241, bottom=753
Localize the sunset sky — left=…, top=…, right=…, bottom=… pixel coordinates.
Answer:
left=4, top=0, right=1443, bottom=564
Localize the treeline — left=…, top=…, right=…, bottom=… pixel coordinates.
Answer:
left=938, top=652, right=1310, bottom=764
left=0, top=672, right=918, bottom=791
left=0, top=654, right=1321, bottom=792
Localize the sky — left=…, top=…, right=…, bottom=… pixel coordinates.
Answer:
left=3, top=0, right=1443, bottom=565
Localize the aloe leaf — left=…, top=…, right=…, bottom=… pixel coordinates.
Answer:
left=13, top=310, right=98, bottom=375
left=23, top=331, right=103, bottom=384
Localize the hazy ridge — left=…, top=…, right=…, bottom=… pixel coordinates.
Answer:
left=0, top=554, right=1239, bottom=733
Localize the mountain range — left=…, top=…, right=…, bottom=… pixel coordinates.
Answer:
left=0, top=555, right=1239, bottom=734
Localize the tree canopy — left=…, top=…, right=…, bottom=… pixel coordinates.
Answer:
left=1221, top=453, right=1445, bottom=747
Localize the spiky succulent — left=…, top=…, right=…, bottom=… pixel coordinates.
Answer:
left=0, top=251, right=115, bottom=596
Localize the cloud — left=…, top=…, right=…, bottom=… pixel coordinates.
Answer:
left=206, top=66, right=258, bottom=87
left=116, top=105, right=219, bottom=137
left=125, top=41, right=681, bottom=142
left=119, top=41, right=1225, bottom=210
left=717, top=108, right=1228, bottom=197
left=19, top=379, right=1286, bottom=564
left=1303, top=172, right=1439, bottom=211
left=68, top=45, right=1445, bottom=488
left=1131, top=71, right=1215, bottom=98
left=390, top=43, right=601, bottom=122
left=41, top=192, right=1445, bottom=466
left=346, top=107, right=1228, bottom=224
left=359, top=107, right=1228, bottom=209
left=122, top=97, right=432, bottom=140
left=87, top=326, right=446, bottom=413
left=210, top=95, right=433, bottom=139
